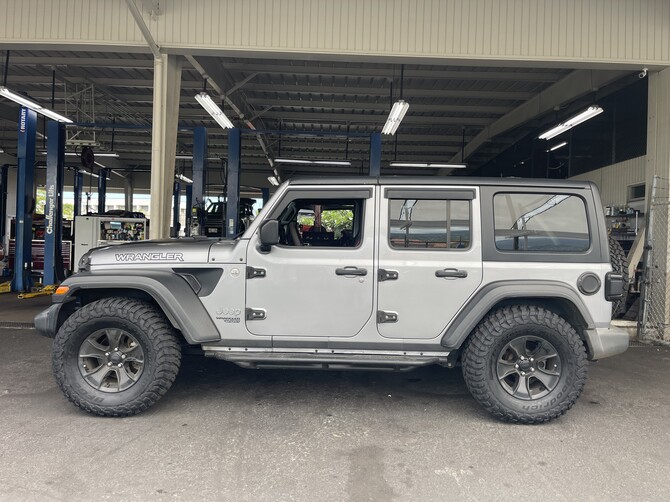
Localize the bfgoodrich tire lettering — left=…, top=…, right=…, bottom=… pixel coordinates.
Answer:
left=52, top=298, right=181, bottom=416
left=461, top=305, right=588, bottom=424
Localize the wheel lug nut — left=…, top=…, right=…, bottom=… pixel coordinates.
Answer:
left=515, top=364, right=519, bottom=368
left=117, top=363, right=123, bottom=368
left=114, top=347, right=119, bottom=352
left=531, top=368, right=535, bottom=372
left=530, top=358, right=534, bottom=362
left=121, top=354, right=126, bottom=359
left=105, top=352, right=110, bottom=356
left=521, top=371, right=526, bottom=376
left=107, top=362, right=112, bottom=367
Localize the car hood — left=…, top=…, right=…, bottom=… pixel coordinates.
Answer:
left=87, top=238, right=235, bottom=268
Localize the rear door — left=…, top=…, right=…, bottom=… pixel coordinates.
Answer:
left=376, top=186, right=483, bottom=339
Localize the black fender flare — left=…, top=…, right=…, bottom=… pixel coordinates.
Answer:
left=441, top=280, right=596, bottom=350
left=55, top=271, right=221, bottom=344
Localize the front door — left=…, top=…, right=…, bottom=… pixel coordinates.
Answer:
left=245, top=187, right=375, bottom=337
left=376, top=186, right=483, bottom=339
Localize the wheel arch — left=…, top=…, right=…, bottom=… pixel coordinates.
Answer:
left=54, top=271, right=221, bottom=345
left=441, top=280, right=596, bottom=357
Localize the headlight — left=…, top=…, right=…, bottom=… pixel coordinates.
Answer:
left=78, top=251, right=92, bottom=272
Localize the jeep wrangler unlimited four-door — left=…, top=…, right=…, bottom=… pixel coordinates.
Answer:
left=36, top=177, right=629, bottom=423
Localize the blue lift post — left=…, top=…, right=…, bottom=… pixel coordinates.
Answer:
left=261, top=188, right=270, bottom=206
left=11, top=106, right=37, bottom=292
left=43, top=121, right=66, bottom=286
left=172, top=180, right=181, bottom=237
left=226, top=128, right=241, bottom=238
left=369, top=132, right=382, bottom=177
left=97, top=168, right=107, bottom=214
left=192, top=127, right=207, bottom=233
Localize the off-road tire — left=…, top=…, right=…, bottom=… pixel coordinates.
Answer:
left=461, top=305, right=588, bottom=424
left=609, top=235, right=629, bottom=318
left=52, top=298, right=181, bottom=417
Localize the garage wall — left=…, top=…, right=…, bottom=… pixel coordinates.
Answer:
left=570, top=155, right=646, bottom=206
left=1, top=0, right=669, bottom=66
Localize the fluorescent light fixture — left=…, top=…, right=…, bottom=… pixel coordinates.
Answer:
left=548, top=141, right=568, bottom=152
left=0, top=86, right=73, bottom=123
left=175, top=154, right=220, bottom=160
left=79, top=168, right=111, bottom=180
left=539, top=105, right=604, bottom=140
left=273, top=158, right=352, bottom=166
left=268, top=176, right=280, bottom=186
left=382, top=100, right=410, bottom=135
left=175, top=174, right=193, bottom=184
left=39, top=151, right=119, bottom=158
left=195, top=92, right=234, bottom=129
left=389, top=162, right=467, bottom=169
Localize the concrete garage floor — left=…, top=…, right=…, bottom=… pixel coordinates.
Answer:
left=1, top=328, right=669, bottom=502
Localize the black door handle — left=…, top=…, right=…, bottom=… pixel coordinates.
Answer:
left=336, top=267, right=368, bottom=277
left=435, top=268, right=468, bottom=279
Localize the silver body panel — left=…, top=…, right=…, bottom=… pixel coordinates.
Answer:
left=57, top=178, right=626, bottom=361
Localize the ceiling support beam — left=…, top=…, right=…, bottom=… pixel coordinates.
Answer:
left=186, top=55, right=274, bottom=167
left=125, top=0, right=161, bottom=59
left=442, top=69, right=630, bottom=174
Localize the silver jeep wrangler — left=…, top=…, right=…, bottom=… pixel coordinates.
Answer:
left=36, top=177, right=629, bottom=423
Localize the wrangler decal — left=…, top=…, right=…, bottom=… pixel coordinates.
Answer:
left=115, top=252, right=185, bottom=262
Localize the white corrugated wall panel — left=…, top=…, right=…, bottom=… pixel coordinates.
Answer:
left=570, top=156, right=647, bottom=206
left=1, top=0, right=669, bottom=65
left=0, top=0, right=145, bottom=47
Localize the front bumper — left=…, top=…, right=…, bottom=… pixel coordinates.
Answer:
left=584, top=325, right=630, bottom=360
left=34, top=303, right=63, bottom=338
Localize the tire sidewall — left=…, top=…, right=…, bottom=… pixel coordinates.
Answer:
left=56, top=315, right=159, bottom=409
left=484, top=323, right=579, bottom=415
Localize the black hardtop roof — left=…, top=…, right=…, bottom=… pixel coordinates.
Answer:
left=287, top=176, right=595, bottom=190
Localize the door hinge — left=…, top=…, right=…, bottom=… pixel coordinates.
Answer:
left=246, top=308, right=267, bottom=321
left=378, top=269, right=399, bottom=282
left=377, top=310, right=398, bottom=323
left=246, top=266, right=267, bottom=279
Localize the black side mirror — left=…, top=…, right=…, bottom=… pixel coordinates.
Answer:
left=259, top=219, right=279, bottom=252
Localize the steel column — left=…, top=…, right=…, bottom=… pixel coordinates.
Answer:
left=191, top=126, right=207, bottom=233
left=369, top=132, right=382, bottom=177
left=73, top=170, right=83, bottom=217
left=185, top=184, right=193, bottom=237
left=261, top=188, right=270, bottom=205
left=11, top=107, right=37, bottom=292
left=172, top=180, right=181, bottom=237
left=226, top=128, right=242, bottom=238
left=97, top=168, right=107, bottom=214
left=43, top=121, right=66, bottom=286
left=0, top=165, right=7, bottom=246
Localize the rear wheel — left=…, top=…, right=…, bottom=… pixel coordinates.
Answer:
left=52, top=297, right=181, bottom=416
left=461, top=305, right=588, bottom=424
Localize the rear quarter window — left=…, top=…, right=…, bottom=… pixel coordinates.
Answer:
left=493, top=193, right=590, bottom=252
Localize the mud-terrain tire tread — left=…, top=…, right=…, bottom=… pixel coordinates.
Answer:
left=461, top=305, right=588, bottom=424
left=52, top=297, right=181, bottom=417
left=608, top=235, right=629, bottom=318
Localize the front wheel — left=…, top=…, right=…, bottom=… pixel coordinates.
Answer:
left=461, top=305, right=588, bottom=424
left=52, top=298, right=181, bottom=416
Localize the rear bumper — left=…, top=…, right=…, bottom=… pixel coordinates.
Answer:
left=584, top=325, right=630, bottom=360
left=34, top=303, right=63, bottom=338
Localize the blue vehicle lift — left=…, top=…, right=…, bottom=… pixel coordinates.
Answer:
left=11, top=106, right=37, bottom=292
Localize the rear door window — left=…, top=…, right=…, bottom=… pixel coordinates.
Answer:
left=493, top=193, right=590, bottom=252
